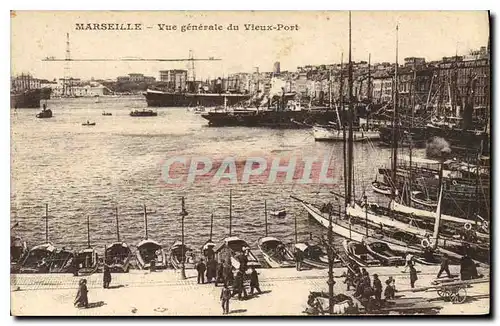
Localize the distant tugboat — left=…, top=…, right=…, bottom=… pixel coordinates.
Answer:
left=36, top=104, right=53, bottom=119
left=130, top=109, right=158, bottom=117
left=102, top=111, right=112, bottom=116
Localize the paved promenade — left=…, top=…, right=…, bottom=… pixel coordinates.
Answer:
left=10, top=265, right=489, bottom=316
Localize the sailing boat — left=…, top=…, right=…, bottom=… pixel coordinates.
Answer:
left=257, top=200, right=295, bottom=268
left=105, top=207, right=132, bottom=272
left=135, top=204, right=167, bottom=270
left=201, top=213, right=216, bottom=259
left=75, top=215, right=99, bottom=275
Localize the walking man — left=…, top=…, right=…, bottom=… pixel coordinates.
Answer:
left=249, top=267, right=262, bottom=295
left=409, top=264, right=418, bottom=288
left=372, top=274, right=382, bottom=303
left=295, top=249, right=303, bottom=271
left=437, top=253, right=452, bottom=278
left=220, top=283, right=231, bottom=315
left=103, top=264, right=112, bottom=289
left=196, top=259, right=207, bottom=284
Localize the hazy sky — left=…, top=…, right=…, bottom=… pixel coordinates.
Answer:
left=11, top=11, right=489, bottom=81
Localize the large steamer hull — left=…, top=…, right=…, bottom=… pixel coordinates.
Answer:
left=145, top=91, right=251, bottom=107
left=201, top=110, right=338, bottom=128
left=11, top=89, right=42, bottom=108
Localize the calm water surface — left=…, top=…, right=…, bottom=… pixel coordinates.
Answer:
left=11, top=96, right=425, bottom=254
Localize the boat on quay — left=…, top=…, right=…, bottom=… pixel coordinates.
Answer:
left=169, top=240, right=195, bottom=270
left=47, top=247, right=75, bottom=273
left=10, top=236, right=27, bottom=272
left=18, top=243, right=56, bottom=273
left=342, top=240, right=383, bottom=267
left=130, top=109, right=158, bottom=117
left=363, top=239, right=406, bottom=266
left=105, top=243, right=132, bottom=272
left=293, top=242, right=342, bottom=269
left=258, top=237, right=295, bottom=268
left=75, top=215, right=99, bottom=275
left=215, top=236, right=261, bottom=269
left=105, top=207, right=132, bottom=273
left=135, top=205, right=167, bottom=270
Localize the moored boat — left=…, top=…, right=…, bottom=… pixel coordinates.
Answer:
left=294, top=242, right=342, bottom=269
left=19, top=243, right=56, bottom=273
left=313, top=125, right=380, bottom=142
left=75, top=248, right=99, bottom=275
left=102, top=111, right=112, bottom=116
left=215, top=236, right=261, bottom=269
left=105, top=243, right=132, bottom=272
left=269, top=209, right=287, bottom=218
left=201, top=239, right=216, bottom=260
left=169, top=240, right=195, bottom=270
left=36, top=104, right=53, bottom=119
left=363, top=240, right=405, bottom=266
left=371, top=180, right=398, bottom=196
left=135, top=239, right=167, bottom=270
left=130, top=109, right=158, bottom=117
left=410, top=191, right=438, bottom=208
left=257, top=236, right=295, bottom=268
left=47, top=247, right=75, bottom=273
left=342, top=240, right=382, bottom=267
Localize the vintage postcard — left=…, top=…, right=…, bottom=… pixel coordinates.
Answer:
left=10, top=10, right=490, bottom=316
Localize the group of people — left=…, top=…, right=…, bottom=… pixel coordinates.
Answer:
left=344, top=265, right=396, bottom=311
left=195, top=246, right=264, bottom=315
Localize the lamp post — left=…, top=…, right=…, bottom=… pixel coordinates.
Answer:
left=179, top=196, right=188, bottom=280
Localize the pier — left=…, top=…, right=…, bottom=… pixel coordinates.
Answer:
left=11, top=265, right=489, bottom=316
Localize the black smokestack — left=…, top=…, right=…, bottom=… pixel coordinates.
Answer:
left=426, top=137, right=452, bottom=159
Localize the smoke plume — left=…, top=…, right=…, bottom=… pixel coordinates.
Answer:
left=426, top=137, right=452, bottom=159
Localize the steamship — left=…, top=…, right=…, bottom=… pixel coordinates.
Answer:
left=11, top=74, right=42, bottom=108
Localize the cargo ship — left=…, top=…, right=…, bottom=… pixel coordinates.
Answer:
left=144, top=89, right=251, bottom=107
left=11, top=89, right=41, bottom=108
left=11, top=74, right=42, bottom=108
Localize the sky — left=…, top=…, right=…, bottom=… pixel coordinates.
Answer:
left=10, top=11, right=490, bottom=81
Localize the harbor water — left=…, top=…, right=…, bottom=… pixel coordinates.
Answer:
left=11, top=97, right=426, bottom=254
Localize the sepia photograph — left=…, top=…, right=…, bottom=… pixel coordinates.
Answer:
left=9, top=10, right=491, bottom=317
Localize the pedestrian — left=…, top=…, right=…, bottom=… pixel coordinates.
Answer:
left=372, top=273, right=382, bottom=302
left=437, top=253, right=452, bottom=278
left=206, top=258, right=217, bottom=283
left=74, top=278, right=89, bottom=308
left=384, top=277, right=395, bottom=300
left=345, top=267, right=356, bottom=291
left=150, top=258, right=156, bottom=272
left=232, top=270, right=247, bottom=300
left=361, top=268, right=371, bottom=288
left=460, top=254, right=479, bottom=281
left=249, top=267, right=262, bottom=295
left=239, top=249, right=249, bottom=273
left=223, top=261, right=233, bottom=287
left=215, top=261, right=224, bottom=286
left=409, top=264, right=418, bottom=289
left=295, top=249, right=303, bottom=271
left=103, top=264, right=111, bottom=289
left=220, top=283, right=231, bottom=315
left=196, top=259, right=207, bottom=284
left=402, top=252, right=414, bottom=273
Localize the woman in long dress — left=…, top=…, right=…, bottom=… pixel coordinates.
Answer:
left=74, top=279, right=89, bottom=308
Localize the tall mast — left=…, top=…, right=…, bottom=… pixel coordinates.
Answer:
left=87, top=215, right=91, bottom=248
left=347, top=11, right=354, bottom=205
left=408, top=61, right=416, bottom=206
left=45, top=204, right=49, bottom=243
left=229, top=189, right=232, bottom=237
left=143, top=204, right=148, bottom=240
left=264, top=200, right=268, bottom=237
left=210, top=213, right=214, bottom=240
left=367, top=53, right=372, bottom=102
left=115, top=206, right=120, bottom=242
left=391, top=24, right=400, bottom=200
left=338, top=53, right=344, bottom=128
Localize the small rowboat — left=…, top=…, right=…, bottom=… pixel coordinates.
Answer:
left=342, top=240, right=382, bottom=267
left=410, top=191, right=438, bottom=208
left=215, top=236, right=261, bottom=269
left=82, top=121, right=96, bottom=126
left=105, top=242, right=132, bottom=273
left=75, top=248, right=99, bottom=275
left=269, top=209, right=287, bottom=218
left=372, top=180, right=398, bottom=196
left=363, top=240, right=405, bottom=266
left=135, top=239, right=167, bottom=270
left=257, top=236, right=295, bottom=268
left=102, top=112, right=112, bottom=116
left=169, top=240, right=195, bottom=270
